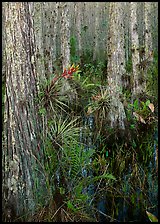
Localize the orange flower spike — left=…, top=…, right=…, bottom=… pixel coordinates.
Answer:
left=71, top=64, right=75, bottom=69
left=70, top=67, right=76, bottom=73
left=76, top=65, right=79, bottom=70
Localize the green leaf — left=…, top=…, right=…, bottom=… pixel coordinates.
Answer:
left=145, top=100, right=151, bottom=106
left=106, top=151, right=108, bottom=157
left=39, top=107, right=46, bottom=115
left=67, top=200, right=77, bottom=212
left=146, top=211, right=158, bottom=222
left=130, top=124, right=135, bottom=129
left=59, top=187, right=65, bottom=195
left=133, top=99, right=139, bottom=110
left=93, top=173, right=116, bottom=181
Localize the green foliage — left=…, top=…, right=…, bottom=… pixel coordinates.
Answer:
left=66, top=182, right=89, bottom=213
left=92, top=173, right=116, bottom=181
left=48, top=115, right=80, bottom=148
left=127, top=98, right=155, bottom=126
left=82, top=62, right=106, bottom=82
left=146, top=211, right=158, bottom=222
left=86, top=86, right=111, bottom=137
left=125, top=57, right=132, bottom=73
left=34, top=59, right=158, bottom=222
left=37, top=74, right=69, bottom=116
left=70, top=35, right=80, bottom=64
left=61, top=143, right=95, bottom=185
left=146, top=51, right=158, bottom=98
left=43, top=138, right=58, bottom=175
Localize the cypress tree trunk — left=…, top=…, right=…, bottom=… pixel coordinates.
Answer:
left=2, top=3, right=46, bottom=221
left=124, top=2, right=131, bottom=63
left=144, top=2, right=153, bottom=61
left=93, top=3, right=99, bottom=62
left=107, top=2, right=126, bottom=130
left=60, top=2, right=71, bottom=70
left=75, top=2, right=82, bottom=61
left=130, top=2, right=142, bottom=97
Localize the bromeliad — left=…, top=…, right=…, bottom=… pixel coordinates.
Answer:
left=61, top=64, right=79, bottom=79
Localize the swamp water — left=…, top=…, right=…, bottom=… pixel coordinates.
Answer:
left=80, top=115, right=158, bottom=222
left=54, top=115, right=158, bottom=222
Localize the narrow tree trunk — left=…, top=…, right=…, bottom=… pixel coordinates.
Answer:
left=151, top=2, right=158, bottom=51
left=124, top=2, right=131, bottom=63
left=3, top=3, right=46, bottom=221
left=60, top=2, right=71, bottom=70
left=130, top=2, right=142, bottom=97
left=93, top=3, right=99, bottom=62
left=144, top=2, right=153, bottom=61
left=75, top=2, right=82, bottom=61
left=107, top=3, right=126, bottom=130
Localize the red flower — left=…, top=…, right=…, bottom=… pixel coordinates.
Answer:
left=61, top=64, right=79, bottom=79
left=68, top=70, right=72, bottom=75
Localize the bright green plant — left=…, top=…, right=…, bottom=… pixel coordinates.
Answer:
left=127, top=98, right=155, bottom=125
left=32, top=55, right=158, bottom=222
left=146, top=211, right=158, bottom=222
left=82, top=62, right=105, bottom=84
left=47, top=115, right=81, bottom=148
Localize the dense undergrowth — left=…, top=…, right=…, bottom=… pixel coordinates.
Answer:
left=25, top=51, right=158, bottom=222
left=2, top=51, right=158, bottom=222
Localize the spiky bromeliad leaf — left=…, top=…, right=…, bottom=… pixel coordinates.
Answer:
left=48, top=115, right=81, bottom=148
left=146, top=211, right=158, bottom=222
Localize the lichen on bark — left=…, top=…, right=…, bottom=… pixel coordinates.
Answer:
left=107, top=2, right=126, bottom=130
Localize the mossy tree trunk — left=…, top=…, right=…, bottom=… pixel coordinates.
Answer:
left=107, top=2, right=126, bottom=130
left=2, top=3, right=46, bottom=221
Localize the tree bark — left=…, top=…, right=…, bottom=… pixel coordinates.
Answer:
left=60, top=2, right=71, bottom=70
left=2, top=3, right=46, bottom=221
left=144, top=2, right=153, bottom=60
left=130, top=2, right=142, bottom=97
left=93, top=3, right=99, bottom=62
left=75, top=2, right=82, bottom=61
left=107, top=2, right=126, bottom=130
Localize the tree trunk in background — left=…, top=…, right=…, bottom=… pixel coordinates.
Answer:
left=151, top=2, right=158, bottom=51
left=33, top=3, right=46, bottom=80
left=41, top=2, right=58, bottom=75
left=93, top=3, right=99, bottom=62
left=101, top=2, right=109, bottom=63
left=33, top=2, right=59, bottom=80
left=137, top=2, right=145, bottom=62
left=2, top=2, right=158, bottom=221
left=130, top=2, right=142, bottom=97
left=107, top=2, right=126, bottom=130
left=75, top=2, right=82, bottom=61
left=2, top=3, right=46, bottom=221
left=124, top=2, right=131, bottom=63
left=60, top=2, right=71, bottom=70
left=144, top=2, right=153, bottom=61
